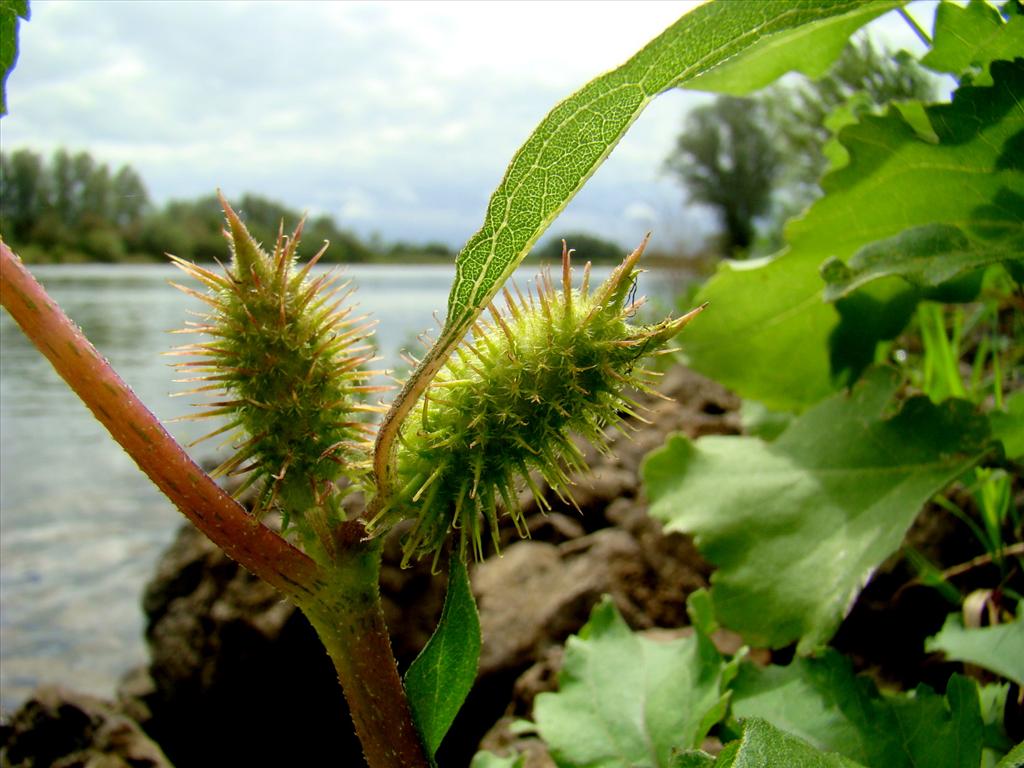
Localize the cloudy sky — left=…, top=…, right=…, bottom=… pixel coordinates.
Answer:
left=2, top=1, right=934, bottom=252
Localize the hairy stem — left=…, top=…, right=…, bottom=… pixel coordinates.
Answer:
left=372, top=326, right=460, bottom=514
left=0, top=241, right=320, bottom=600
left=299, top=524, right=430, bottom=767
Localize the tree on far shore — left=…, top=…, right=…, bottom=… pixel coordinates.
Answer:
left=665, top=37, right=935, bottom=259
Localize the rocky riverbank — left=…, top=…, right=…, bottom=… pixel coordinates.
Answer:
left=1, top=367, right=741, bottom=767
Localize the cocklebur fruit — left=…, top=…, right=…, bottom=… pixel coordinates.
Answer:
left=373, top=237, right=705, bottom=566
left=169, top=194, right=380, bottom=553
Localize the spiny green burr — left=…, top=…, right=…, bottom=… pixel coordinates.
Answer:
left=372, top=237, right=705, bottom=566
left=169, top=194, right=381, bottom=554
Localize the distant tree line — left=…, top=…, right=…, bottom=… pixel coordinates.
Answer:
left=0, top=147, right=632, bottom=267
left=1, top=148, right=153, bottom=263
left=529, top=232, right=629, bottom=265
left=0, top=148, right=449, bottom=264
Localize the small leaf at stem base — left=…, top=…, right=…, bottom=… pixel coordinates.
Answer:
left=404, top=557, right=481, bottom=757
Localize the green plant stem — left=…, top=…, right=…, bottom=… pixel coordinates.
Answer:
left=298, top=524, right=430, bottom=768
left=372, top=330, right=458, bottom=515
left=0, top=241, right=319, bottom=599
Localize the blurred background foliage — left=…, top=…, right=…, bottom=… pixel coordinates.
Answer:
left=664, top=38, right=937, bottom=259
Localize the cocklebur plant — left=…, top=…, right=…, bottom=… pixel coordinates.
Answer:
left=165, top=198, right=704, bottom=761
left=2, top=2, right=939, bottom=766
left=373, top=240, right=704, bottom=566
left=169, top=199, right=702, bottom=571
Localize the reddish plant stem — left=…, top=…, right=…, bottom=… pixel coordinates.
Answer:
left=299, top=525, right=430, bottom=768
left=0, top=242, right=320, bottom=600
left=2, top=243, right=429, bottom=766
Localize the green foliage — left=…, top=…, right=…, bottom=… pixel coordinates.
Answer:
left=157, top=1, right=1021, bottom=762
left=731, top=653, right=986, bottom=768
left=693, top=719, right=867, bottom=768
left=644, top=367, right=994, bottom=652
left=921, top=0, right=1024, bottom=85
left=0, top=0, right=28, bottom=116
left=682, top=57, right=1024, bottom=410
left=379, top=239, right=454, bottom=263
left=926, top=611, right=1024, bottom=685
left=404, top=559, right=481, bottom=758
left=0, top=148, right=153, bottom=261
left=765, top=37, right=938, bottom=194
left=470, top=753, right=526, bottom=768
left=230, top=193, right=372, bottom=264
left=0, top=147, right=406, bottom=265
left=631, top=7, right=1022, bottom=766
left=667, top=35, right=937, bottom=259
left=972, top=468, right=1018, bottom=566
left=681, top=3, right=898, bottom=95
left=479, top=602, right=1008, bottom=768
left=8, top=1, right=1022, bottom=765
left=821, top=224, right=1022, bottom=301
left=531, top=596, right=735, bottom=768
left=995, top=742, right=1024, bottom=768
left=990, top=389, right=1024, bottom=459
left=738, top=400, right=792, bottom=442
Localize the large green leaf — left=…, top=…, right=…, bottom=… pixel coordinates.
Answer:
left=675, top=719, right=867, bottom=768
left=442, top=0, right=890, bottom=344
left=643, top=367, right=994, bottom=652
left=532, top=596, right=731, bottom=768
left=683, top=3, right=898, bottom=95
left=921, top=0, right=1024, bottom=85
left=730, top=652, right=986, bottom=768
left=926, top=611, right=1024, bottom=686
left=404, top=558, right=481, bottom=758
left=681, top=58, right=1024, bottom=410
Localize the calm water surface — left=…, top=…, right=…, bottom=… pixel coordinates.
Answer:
left=0, top=262, right=686, bottom=710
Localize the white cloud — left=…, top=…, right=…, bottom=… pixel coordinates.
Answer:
left=2, top=0, right=942, bottom=248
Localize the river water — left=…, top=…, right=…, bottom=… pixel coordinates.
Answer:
left=0, top=261, right=689, bottom=711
